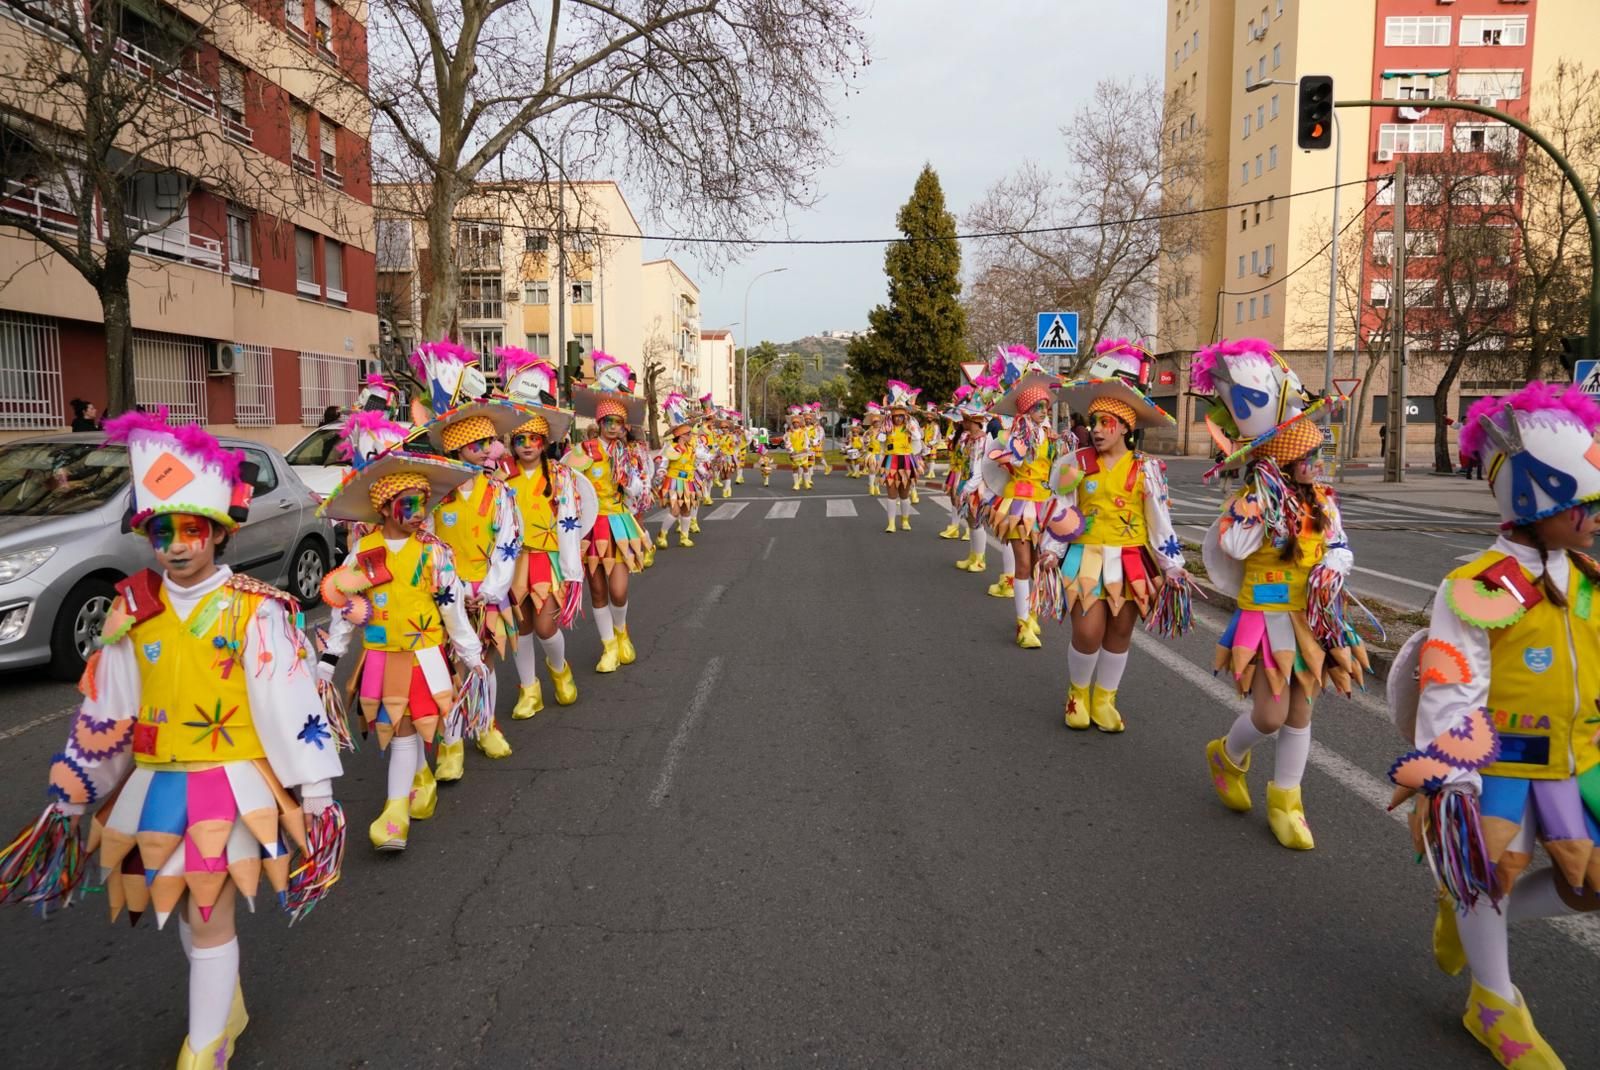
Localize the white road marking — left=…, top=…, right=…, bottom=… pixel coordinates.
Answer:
left=1132, top=630, right=1600, bottom=958
left=684, top=583, right=728, bottom=629
left=705, top=501, right=749, bottom=520
left=1352, top=565, right=1439, bottom=592
left=0, top=706, right=75, bottom=744
left=647, top=655, right=725, bottom=809
left=762, top=536, right=776, bottom=560
left=826, top=499, right=858, bottom=517
left=765, top=500, right=800, bottom=519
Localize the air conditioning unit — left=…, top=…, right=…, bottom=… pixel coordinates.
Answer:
left=207, top=341, right=239, bottom=376
left=1478, top=96, right=1499, bottom=108
left=1257, top=267, right=1273, bottom=278
left=1376, top=148, right=1394, bottom=162
left=1249, top=26, right=1267, bottom=41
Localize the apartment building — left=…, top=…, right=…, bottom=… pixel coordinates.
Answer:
left=699, top=328, right=738, bottom=410
left=641, top=258, right=701, bottom=395
left=0, top=0, right=379, bottom=449
left=1154, top=0, right=1597, bottom=457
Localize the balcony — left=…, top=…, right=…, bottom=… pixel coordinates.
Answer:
left=0, top=179, right=77, bottom=236
left=322, top=166, right=343, bottom=191
left=230, top=261, right=260, bottom=283
left=117, top=215, right=223, bottom=272
left=292, top=153, right=316, bottom=177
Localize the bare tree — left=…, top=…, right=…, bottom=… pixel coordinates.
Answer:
left=963, top=77, right=1210, bottom=370
left=0, top=0, right=355, bottom=414
left=367, top=0, right=868, bottom=343
left=641, top=317, right=672, bottom=448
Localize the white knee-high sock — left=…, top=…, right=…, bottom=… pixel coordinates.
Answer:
left=678, top=515, right=690, bottom=535
left=660, top=515, right=674, bottom=538
left=178, top=918, right=195, bottom=960
left=1224, top=713, right=1272, bottom=765
left=1067, top=647, right=1099, bottom=688
left=593, top=604, right=615, bottom=642
left=539, top=630, right=566, bottom=672
left=972, top=527, right=988, bottom=557
left=1002, top=543, right=1016, bottom=576
left=1458, top=904, right=1515, bottom=1002
left=1508, top=869, right=1574, bottom=923
left=612, top=603, right=628, bottom=631
left=1096, top=649, right=1129, bottom=690
left=513, top=639, right=539, bottom=685
left=187, top=938, right=240, bottom=1049
left=1013, top=579, right=1032, bottom=620
left=386, top=733, right=420, bottom=800
left=1274, top=723, right=1312, bottom=789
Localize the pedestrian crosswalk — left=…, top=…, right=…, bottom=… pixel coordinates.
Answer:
left=646, top=495, right=944, bottom=524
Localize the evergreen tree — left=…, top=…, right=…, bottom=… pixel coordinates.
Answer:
left=848, top=165, right=967, bottom=407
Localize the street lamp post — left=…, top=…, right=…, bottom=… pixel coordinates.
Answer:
left=742, top=268, right=788, bottom=427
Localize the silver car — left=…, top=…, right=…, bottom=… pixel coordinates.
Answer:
left=0, top=432, right=336, bottom=680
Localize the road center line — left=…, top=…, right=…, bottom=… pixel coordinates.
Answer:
left=762, top=536, right=776, bottom=560
left=0, top=706, right=75, bottom=744
left=647, top=655, right=724, bottom=809
left=685, top=583, right=727, bottom=629
left=1351, top=565, right=1439, bottom=592
left=1132, top=631, right=1600, bottom=958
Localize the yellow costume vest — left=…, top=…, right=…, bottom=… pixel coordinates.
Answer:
left=1452, top=550, right=1600, bottom=781
left=1234, top=483, right=1331, bottom=612
left=887, top=427, right=913, bottom=456
left=1079, top=451, right=1147, bottom=548
left=131, top=583, right=266, bottom=765
left=666, top=441, right=697, bottom=480
left=354, top=530, right=444, bottom=652
left=508, top=465, right=558, bottom=553
left=578, top=441, right=626, bottom=516
left=1002, top=436, right=1054, bottom=502
left=435, top=475, right=496, bottom=583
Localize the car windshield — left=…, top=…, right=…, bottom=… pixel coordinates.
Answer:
left=285, top=427, right=346, bottom=467
left=0, top=441, right=129, bottom=516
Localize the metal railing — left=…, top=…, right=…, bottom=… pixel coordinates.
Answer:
left=0, top=312, right=63, bottom=430
left=0, top=179, right=78, bottom=236
left=232, top=342, right=275, bottom=427
left=298, top=350, right=356, bottom=425
left=114, top=214, right=223, bottom=272
left=133, top=330, right=208, bottom=423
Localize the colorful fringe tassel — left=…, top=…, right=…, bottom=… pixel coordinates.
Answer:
left=284, top=803, right=347, bottom=925
left=1304, top=564, right=1346, bottom=648
left=1033, top=556, right=1068, bottom=623
left=558, top=580, right=585, bottom=629
left=1146, top=573, right=1204, bottom=638
left=449, top=668, right=495, bottom=740
left=317, top=678, right=357, bottom=753
left=1419, top=789, right=1502, bottom=914
left=0, top=806, right=89, bottom=915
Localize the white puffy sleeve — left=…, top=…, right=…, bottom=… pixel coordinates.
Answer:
left=322, top=545, right=360, bottom=658
left=1321, top=490, right=1354, bottom=576
left=1411, top=580, right=1492, bottom=793
left=245, top=598, right=343, bottom=794
left=1217, top=480, right=1267, bottom=561
left=1141, top=457, right=1185, bottom=575
left=481, top=481, right=520, bottom=606
left=46, top=639, right=141, bottom=812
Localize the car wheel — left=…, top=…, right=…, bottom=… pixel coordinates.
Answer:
left=49, top=577, right=118, bottom=682
left=291, top=538, right=328, bottom=606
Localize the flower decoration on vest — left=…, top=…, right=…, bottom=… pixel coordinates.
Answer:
left=1460, top=382, right=1600, bottom=527
left=664, top=392, right=696, bottom=434
left=497, top=347, right=559, bottom=407
left=104, top=409, right=252, bottom=533
left=357, top=372, right=402, bottom=413
left=340, top=410, right=412, bottom=470
left=410, top=339, right=488, bottom=417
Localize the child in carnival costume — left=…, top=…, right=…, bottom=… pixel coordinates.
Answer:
left=784, top=406, right=813, bottom=491
left=317, top=412, right=484, bottom=848
left=695, top=394, right=717, bottom=506
left=983, top=348, right=1066, bottom=649
left=357, top=371, right=402, bottom=415
left=755, top=435, right=776, bottom=486
left=1041, top=338, right=1189, bottom=732
left=656, top=392, right=710, bottom=548
left=1387, top=383, right=1600, bottom=1070
left=733, top=411, right=750, bottom=485
left=497, top=348, right=590, bottom=720
left=863, top=403, right=886, bottom=495
left=878, top=381, right=925, bottom=533
left=844, top=419, right=865, bottom=478
left=0, top=410, right=347, bottom=1069
left=409, top=340, right=526, bottom=770
left=940, top=386, right=978, bottom=541
left=809, top=403, right=833, bottom=479
left=566, top=352, right=650, bottom=673
left=948, top=388, right=993, bottom=565
left=715, top=409, right=740, bottom=499
left=1193, top=338, right=1366, bottom=850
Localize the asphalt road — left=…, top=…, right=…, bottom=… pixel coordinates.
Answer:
left=1, top=471, right=1595, bottom=1069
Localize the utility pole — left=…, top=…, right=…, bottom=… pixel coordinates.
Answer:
left=1385, top=160, right=1407, bottom=484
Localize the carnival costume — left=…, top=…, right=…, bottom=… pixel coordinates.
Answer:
left=879, top=381, right=924, bottom=532
left=785, top=407, right=814, bottom=490
left=1039, top=339, right=1188, bottom=730
left=498, top=348, right=589, bottom=719
left=656, top=392, right=710, bottom=547
left=566, top=352, right=649, bottom=673
left=1386, top=382, right=1600, bottom=1070
left=409, top=341, right=525, bottom=770
left=0, top=411, right=348, bottom=1069
left=316, top=410, right=483, bottom=848
left=940, top=387, right=978, bottom=541
left=863, top=403, right=886, bottom=496
left=1190, top=339, right=1364, bottom=851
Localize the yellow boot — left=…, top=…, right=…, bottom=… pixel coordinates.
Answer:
left=1266, top=781, right=1315, bottom=850
left=1089, top=686, right=1124, bottom=733
left=762, top=475, right=769, bottom=486
left=961, top=528, right=971, bottom=541
left=368, top=798, right=409, bottom=851
left=616, top=626, right=637, bottom=665
left=736, top=473, right=744, bottom=484
left=596, top=637, right=620, bottom=673
left=690, top=517, right=702, bottom=534
left=910, top=486, right=920, bottom=504
left=549, top=660, right=578, bottom=705
left=899, top=514, right=911, bottom=531
left=655, top=531, right=668, bottom=549
left=512, top=680, right=544, bottom=720
left=965, top=555, right=988, bottom=573
left=1434, top=890, right=1466, bottom=976
left=954, top=551, right=976, bottom=570
left=884, top=517, right=895, bottom=533
left=987, top=574, right=1014, bottom=599
left=1463, top=981, right=1565, bottom=1070
left=476, top=723, right=513, bottom=759
left=1205, top=737, right=1252, bottom=812
left=868, top=480, right=879, bottom=496
left=1016, top=618, right=1041, bottom=649
left=435, top=739, right=465, bottom=782
left=642, top=546, right=656, bottom=569
left=1027, top=612, right=1042, bottom=639
left=408, top=762, right=437, bottom=820
left=678, top=531, right=695, bottom=548
left=722, top=484, right=732, bottom=498
left=177, top=982, right=249, bottom=1068
left=939, top=522, right=962, bottom=540
left=1064, top=683, right=1092, bottom=730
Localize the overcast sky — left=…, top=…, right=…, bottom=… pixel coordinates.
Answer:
left=639, top=0, right=1166, bottom=346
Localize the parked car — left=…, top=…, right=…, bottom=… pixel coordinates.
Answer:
left=285, top=422, right=348, bottom=498
left=0, top=432, right=336, bottom=680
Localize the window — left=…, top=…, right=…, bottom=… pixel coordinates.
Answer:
left=1251, top=250, right=1261, bottom=274
left=460, top=273, right=503, bottom=319
left=1240, top=209, right=1248, bottom=232
left=1272, top=44, right=1281, bottom=69
left=1254, top=202, right=1262, bottom=226
left=461, top=327, right=503, bottom=358
left=523, top=280, right=549, bottom=305
left=1243, top=115, right=1251, bottom=139
left=376, top=219, right=411, bottom=270
left=1257, top=105, right=1265, bottom=129
left=1238, top=254, right=1246, bottom=277
left=1264, top=243, right=1276, bottom=270
left=1235, top=302, right=1244, bottom=324
left=1241, top=162, right=1249, bottom=185
left=289, top=104, right=312, bottom=172
left=226, top=204, right=255, bottom=281
left=298, top=351, right=357, bottom=426
left=525, top=233, right=549, bottom=253
left=1378, top=123, right=1446, bottom=154
left=294, top=228, right=318, bottom=296
left=1267, top=194, right=1275, bottom=219
left=1461, top=16, right=1527, bottom=47
left=1270, top=94, right=1280, bottom=120
left=319, top=118, right=341, bottom=187
left=218, top=61, right=248, bottom=143
left=1454, top=123, right=1518, bottom=154
left=1244, top=66, right=1254, bottom=89
left=1451, top=174, right=1517, bottom=206
left=0, top=312, right=63, bottom=430
left=1457, top=69, right=1524, bottom=101
left=575, top=333, right=594, bottom=353
left=1384, top=16, right=1451, bottom=46
left=1373, top=230, right=1440, bottom=263
left=1192, top=30, right=1198, bottom=51
left=571, top=280, right=593, bottom=304
left=1262, top=293, right=1272, bottom=317
left=284, top=0, right=306, bottom=38
left=323, top=239, right=345, bottom=302
left=231, top=344, right=275, bottom=427
left=1248, top=297, right=1257, bottom=320
left=1257, top=56, right=1266, bottom=82
left=1268, top=145, right=1278, bottom=170
left=1370, top=280, right=1391, bottom=308
left=1247, top=18, right=1255, bottom=39
left=457, top=220, right=501, bottom=268
left=1275, top=0, right=1283, bottom=16
left=1383, top=72, right=1447, bottom=100
left=528, top=333, right=550, bottom=358
left=314, top=0, right=334, bottom=57
left=1174, top=51, right=1180, bottom=72
left=1254, top=153, right=1263, bottom=177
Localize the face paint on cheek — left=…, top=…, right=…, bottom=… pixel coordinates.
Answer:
left=392, top=493, right=427, bottom=525
left=148, top=517, right=211, bottom=555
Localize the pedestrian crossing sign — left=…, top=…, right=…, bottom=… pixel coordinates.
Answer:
left=1575, top=359, right=1600, bottom=396
left=1036, top=312, right=1079, bottom=356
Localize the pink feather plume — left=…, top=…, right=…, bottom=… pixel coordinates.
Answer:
left=1460, top=381, right=1600, bottom=463
left=1190, top=338, right=1277, bottom=394
left=103, top=408, right=244, bottom=481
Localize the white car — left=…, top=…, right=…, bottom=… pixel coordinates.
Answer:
left=285, top=423, right=348, bottom=499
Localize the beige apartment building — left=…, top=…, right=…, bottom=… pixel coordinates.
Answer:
left=641, top=258, right=702, bottom=395
left=1154, top=0, right=1600, bottom=458
left=699, top=328, right=738, bottom=410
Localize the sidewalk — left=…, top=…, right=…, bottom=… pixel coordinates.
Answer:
left=1333, top=461, right=1497, bottom=516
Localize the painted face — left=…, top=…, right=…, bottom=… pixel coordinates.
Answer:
left=457, top=438, right=501, bottom=467
left=1289, top=454, right=1326, bottom=485
left=1090, top=412, right=1126, bottom=451
left=511, top=432, right=546, bottom=463
left=1027, top=400, right=1050, bottom=424
left=147, top=513, right=217, bottom=582
left=1535, top=500, right=1600, bottom=552
left=388, top=489, right=428, bottom=533
left=599, top=415, right=626, bottom=441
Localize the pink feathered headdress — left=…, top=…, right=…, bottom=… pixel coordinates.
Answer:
left=1189, top=338, right=1278, bottom=395
left=103, top=408, right=244, bottom=482
left=1460, top=382, right=1600, bottom=464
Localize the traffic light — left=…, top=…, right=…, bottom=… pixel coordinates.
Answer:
left=565, top=339, right=583, bottom=384
left=1296, top=74, right=1334, bottom=151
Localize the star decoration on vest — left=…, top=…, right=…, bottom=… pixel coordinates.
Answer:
left=433, top=587, right=455, bottom=607
left=560, top=516, right=580, bottom=532
left=185, top=700, right=238, bottom=752
left=498, top=541, right=520, bottom=561
left=297, top=714, right=332, bottom=750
